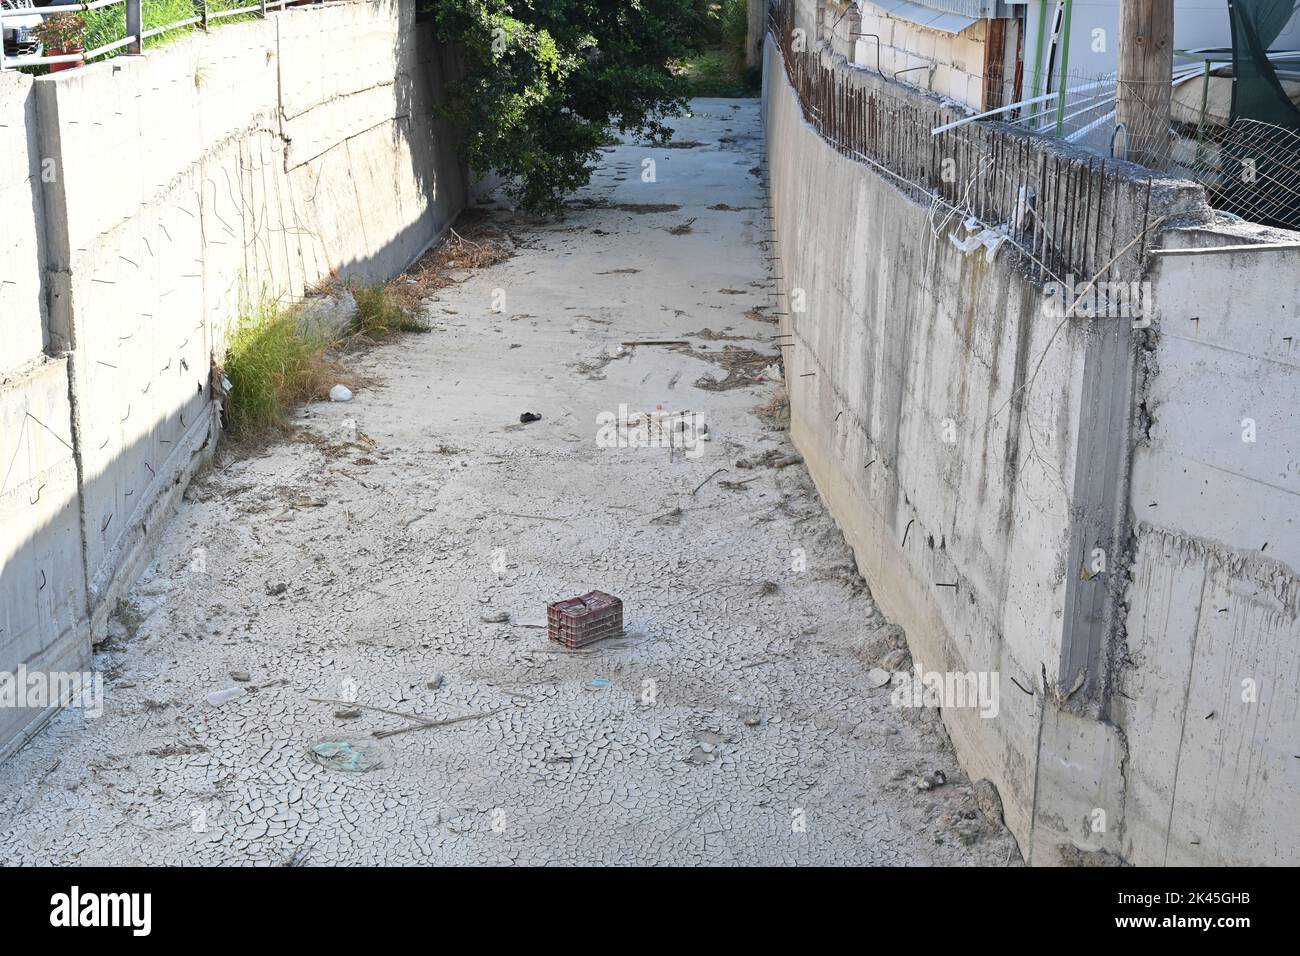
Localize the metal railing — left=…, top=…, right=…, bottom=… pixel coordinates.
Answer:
left=769, top=0, right=1157, bottom=285
left=0, top=0, right=293, bottom=71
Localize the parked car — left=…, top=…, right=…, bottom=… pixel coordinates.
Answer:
left=1, top=0, right=44, bottom=60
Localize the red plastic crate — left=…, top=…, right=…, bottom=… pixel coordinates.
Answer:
left=547, top=591, right=623, bottom=648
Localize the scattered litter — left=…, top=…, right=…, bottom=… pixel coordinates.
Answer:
left=481, top=610, right=510, bottom=624
left=867, top=667, right=892, bottom=688
left=916, top=770, right=947, bottom=791
left=570, top=347, right=630, bottom=380
left=548, top=591, right=624, bottom=648
left=686, top=744, right=716, bottom=765
left=736, top=449, right=802, bottom=470
left=427, top=673, right=445, bottom=690
left=207, top=687, right=243, bottom=707
left=688, top=344, right=782, bottom=391
left=229, top=670, right=251, bottom=683
left=329, top=384, right=354, bottom=403
left=880, top=648, right=910, bottom=670
left=947, top=217, right=1007, bottom=262
left=590, top=677, right=611, bottom=688
left=333, top=707, right=362, bottom=720
left=308, top=737, right=386, bottom=773
left=519, top=411, right=542, bottom=423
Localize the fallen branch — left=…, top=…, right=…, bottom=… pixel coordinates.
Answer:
left=692, top=467, right=727, bottom=495
left=373, top=706, right=507, bottom=739
left=501, top=512, right=563, bottom=522
left=309, top=698, right=430, bottom=723
left=448, top=226, right=480, bottom=249
left=308, top=696, right=506, bottom=738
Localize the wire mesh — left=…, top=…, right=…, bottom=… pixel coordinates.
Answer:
left=815, top=0, right=1300, bottom=231
left=811, top=1, right=1300, bottom=230
left=770, top=0, right=1154, bottom=285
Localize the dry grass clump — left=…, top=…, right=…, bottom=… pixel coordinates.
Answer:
left=221, top=208, right=513, bottom=441
left=220, top=300, right=340, bottom=439
left=384, top=209, right=515, bottom=311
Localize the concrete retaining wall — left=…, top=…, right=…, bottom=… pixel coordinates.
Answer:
left=1118, top=228, right=1300, bottom=865
left=1, top=72, right=48, bottom=374
left=1, top=68, right=89, bottom=764
left=764, top=32, right=1300, bottom=864
left=0, top=0, right=465, bottom=761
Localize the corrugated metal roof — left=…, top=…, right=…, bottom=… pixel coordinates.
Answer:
left=864, top=0, right=1015, bottom=23
left=870, top=0, right=979, bottom=34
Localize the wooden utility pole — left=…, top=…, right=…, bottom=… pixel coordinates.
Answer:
left=1116, top=0, right=1174, bottom=166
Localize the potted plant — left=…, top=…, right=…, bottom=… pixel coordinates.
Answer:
left=32, top=14, right=86, bottom=73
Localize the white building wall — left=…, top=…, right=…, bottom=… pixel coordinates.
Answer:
left=852, top=1, right=989, bottom=107
left=1021, top=0, right=1300, bottom=91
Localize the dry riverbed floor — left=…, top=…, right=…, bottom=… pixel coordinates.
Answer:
left=0, top=99, right=1018, bottom=866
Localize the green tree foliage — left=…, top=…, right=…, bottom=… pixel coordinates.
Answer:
left=429, top=0, right=710, bottom=214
